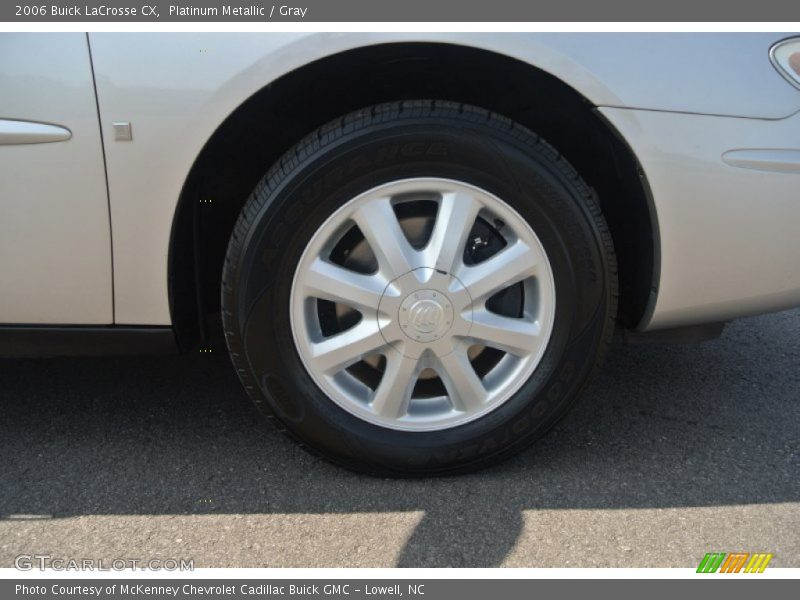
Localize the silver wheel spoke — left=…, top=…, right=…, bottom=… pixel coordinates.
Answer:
left=352, top=197, right=419, bottom=279
left=424, top=190, right=481, bottom=273
left=456, top=239, right=540, bottom=304
left=436, top=350, right=488, bottom=412
left=370, top=351, right=419, bottom=419
left=311, top=320, right=387, bottom=375
left=468, top=309, right=543, bottom=357
left=302, top=257, right=384, bottom=313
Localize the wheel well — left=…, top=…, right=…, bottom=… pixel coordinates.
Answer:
left=169, top=42, right=657, bottom=349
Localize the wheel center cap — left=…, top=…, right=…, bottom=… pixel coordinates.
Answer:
left=399, top=289, right=453, bottom=343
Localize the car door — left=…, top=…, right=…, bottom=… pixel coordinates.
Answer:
left=0, top=33, right=112, bottom=324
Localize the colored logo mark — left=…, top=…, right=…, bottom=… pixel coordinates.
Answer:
left=697, top=552, right=773, bottom=573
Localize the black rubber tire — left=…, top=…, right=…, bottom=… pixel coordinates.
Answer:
left=222, top=100, right=617, bottom=476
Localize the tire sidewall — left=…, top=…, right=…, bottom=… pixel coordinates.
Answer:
left=228, top=114, right=612, bottom=474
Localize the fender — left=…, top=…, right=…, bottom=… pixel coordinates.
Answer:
left=88, top=33, right=795, bottom=325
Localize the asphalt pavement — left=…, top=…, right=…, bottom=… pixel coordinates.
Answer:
left=1, top=309, right=798, bottom=568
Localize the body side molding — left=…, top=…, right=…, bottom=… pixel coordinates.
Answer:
left=0, top=118, right=72, bottom=144
left=722, top=148, right=800, bottom=174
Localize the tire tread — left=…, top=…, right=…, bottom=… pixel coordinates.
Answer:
left=221, top=100, right=617, bottom=476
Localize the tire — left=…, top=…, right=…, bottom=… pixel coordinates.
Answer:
left=222, top=100, right=617, bottom=476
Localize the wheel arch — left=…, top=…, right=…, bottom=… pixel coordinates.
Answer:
left=168, top=41, right=659, bottom=350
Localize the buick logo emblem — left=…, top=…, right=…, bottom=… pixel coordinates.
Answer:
left=397, top=288, right=455, bottom=343
left=408, top=300, right=444, bottom=334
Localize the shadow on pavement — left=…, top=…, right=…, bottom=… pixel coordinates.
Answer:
left=1, top=309, right=798, bottom=566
